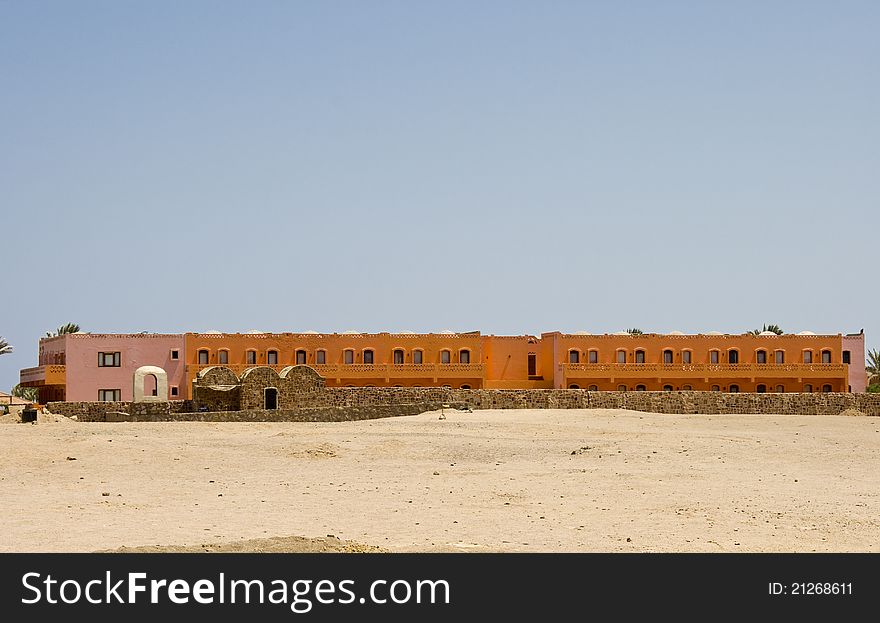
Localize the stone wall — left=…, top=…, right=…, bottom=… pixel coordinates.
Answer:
left=46, top=400, right=194, bottom=419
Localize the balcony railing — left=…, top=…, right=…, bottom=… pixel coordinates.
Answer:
left=19, top=365, right=66, bottom=386
left=190, top=363, right=485, bottom=380
left=563, top=363, right=847, bottom=379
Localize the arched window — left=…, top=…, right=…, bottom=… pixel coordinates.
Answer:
left=588, top=350, right=598, bottom=364
left=804, top=384, right=812, bottom=393
left=728, top=349, right=739, bottom=364
left=267, top=350, right=278, bottom=365
left=440, top=350, right=451, bottom=364
left=363, top=349, right=374, bottom=364
left=198, top=349, right=209, bottom=365
left=757, top=384, right=766, bottom=393
left=413, top=349, right=423, bottom=365
left=635, top=384, right=646, bottom=391
left=588, top=385, right=598, bottom=391
left=775, top=350, right=785, bottom=364
left=822, top=384, right=832, bottom=393
left=459, top=349, right=470, bottom=364
left=663, top=349, right=673, bottom=364
left=729, top=384, right=740, bottom=393
left=569, top=384, right=579, bottom=390
left=460, top=384, right=471, bottom=390
left=803, top=350, right=812, bottom=364
left=616, top=350, right=627, bottom=364
left=296, top=349, right=307, bottom=365
left=776, top=385, right=784, bottom=393
left=246, top=350, right=257, bottom=365
left=682, top=350, right=692, bottom=364
left=635, top=350, right=646, bottom=364
left=709, top=350, right=720, bottom=364
left=569, top=350, right=580, bottom=364
left=218, top=350, right=229, bottom=365
left=663, top=385, right=673, bottom=391
left=821, top=350, right=832, bottom=364
left=316, top=350, right=326, bottom=365
left=711, top=385, right=720, bottom=392
left=344, top=349, right=354, bottom=364
left=618, top=384, right=627, bottom=392
left=393, top=349, right=405, bottom=365
left=682, top=384, right=693, bottom=390
left=756, top=350, right=767, bottom=364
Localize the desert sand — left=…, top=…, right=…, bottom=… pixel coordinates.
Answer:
left=1, top=408, right=878, bottom=552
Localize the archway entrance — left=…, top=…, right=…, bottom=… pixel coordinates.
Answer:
left=265, top=387, right=278, bottom=410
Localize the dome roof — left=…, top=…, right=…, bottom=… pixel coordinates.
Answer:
left=759, top=331, right=777, bottom=336
left=612, top=331, right=629, bottom=335
left=796, top=331, right=816, bottom=335
left=440, top=330, right=456, bottom=335
left=342, top=330, right=360, bottom=335
left=301, top=330, right=320, bottom=334
left=245, top=329, right=265, bottom=334
left=204, top=330, right=222, bottom=335
left=667, top=331, right=685, bottom=335
left=705, top=331, right=723, bottom=336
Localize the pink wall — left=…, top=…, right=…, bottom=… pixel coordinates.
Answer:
left=39, top=336, right=68, bottom=365
left=62, top=334, right=185, bottom=401
left=842, top=333, right=867, bottom=393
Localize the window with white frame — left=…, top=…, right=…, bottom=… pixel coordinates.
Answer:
left=98, top=389, right=121, bottom=401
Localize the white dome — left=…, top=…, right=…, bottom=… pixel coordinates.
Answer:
left=796, top=331, right=816, bottom=335
left=612, top=331, right=629, bottom=336
left=759, top=331, right=777, bottom=336
left=440, top=330, right=455, bottom=335
left=342, top=330, right=360, bottom=335
left=573, top=331, right=592, bottom=335
left=245, top=329, right=265, bottom=334
left=705, top=331, right=723, bottom=335
left=301, top=330, right=320, bottom=334
left=204, top=330, right=222, bottom=335
left=667, top=331, right=685, bottom=335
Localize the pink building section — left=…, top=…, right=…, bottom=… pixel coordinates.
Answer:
left=43, top=334, right=185, bottom=402
left=842, top=332, right=868, bottom=393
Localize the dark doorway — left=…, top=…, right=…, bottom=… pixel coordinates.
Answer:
left=265, top=387, right=278, bottom=410
left=528, top=353, right=537, bottom=376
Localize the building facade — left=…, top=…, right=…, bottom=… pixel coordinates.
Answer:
left=19, top=329, right=867, bottom=402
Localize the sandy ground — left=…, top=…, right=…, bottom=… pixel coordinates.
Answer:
left=1, top=408, right=878, bottom=553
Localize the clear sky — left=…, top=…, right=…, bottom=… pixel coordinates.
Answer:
left=1, top=1, right=878, bottom=391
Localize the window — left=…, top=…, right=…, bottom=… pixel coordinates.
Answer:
left=729, top=384, right=740, bottom=393
left=682, top=350, right=692, bottom=364
left=218, top=350, right=228, bottom=364
left=393, top=349, right=404, bottom=365
left=170, top=349, right=179, bottom=360
left=803, top=351, right=812, bottom=364
left=843, top=351, right=851, bottom=364
left=460, top=384, right=471, bottom=390
left=197, top=350, right=208, bottom=365
left=569, top=350, right=580, bottom=364
left=569, top=384, right=579, bottom=389
left=617, top=350, right=626, bottom=364
left=98, top=389, right=121, bottom=402
left=821, top=350, right=831, bottom=364
left=776, top=385, right=784, bottom=393
left=460, top=349, right=470, bottom=364
left=267, top=350, right=278, bottom=365
left=710, top=350, right=719, bottom=364
left=527, top=353, right=537, bottom=376
left=413, top=350, right=423, bottom=365
left=663, top=350, right=673, bottom=364
left=635, top=350, right=645, bottom=364
left=663, top=385, right=673, bottom=391
left=822, top=384, right=832, bottom=393
left=682, top=384, right=693, bottom=390
left=316, top=350, right=326, bottom=365
left=635, top=384, right=646, bottom=391
left=170, top=386, right=179, bottom=397
left=363, top=350, right=374, bottom=364
left=440, top=350, right=451, bottom=364
left=246, top=350, right=257, bottom=365
left=756, top=350, right=767, bottom=364
left=99, top=352, right=121, bottom=367
left=344, top=349, right=354, bottom=364
left=588, top=385, right=598, bottom=391
left=296, top=350, right=307, bottom=365
left=588, top=350, right=598, bottom=364
left=804, top=384, right=812, bottom=392
left=757, top=384, right=766, bottom=393
left=711, top=385, right=720, bottom=392
left=617, top=385, right=627, bottom=392
left=728, top=350, right=739, bottom=364
left=775, top=350, right=785, bottom=364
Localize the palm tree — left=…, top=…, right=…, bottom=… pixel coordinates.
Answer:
left=0, top=336, right=11, bottom=355
left=626, top=328, right=644, bottom=335
left=11, top=384, right=38, bottom=402
left=867, top=349, right=880, bottom=385
left=750, top=324, right=783, bottom=335
left=46, top=323, right=80, bottom=338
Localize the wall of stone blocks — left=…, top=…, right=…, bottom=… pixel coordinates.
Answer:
left=46, top=400, right=194, bottom=418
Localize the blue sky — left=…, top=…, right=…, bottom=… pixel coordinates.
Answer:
left=1, top=1, right=878, bottom=391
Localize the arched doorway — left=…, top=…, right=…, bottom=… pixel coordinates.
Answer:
left=265, top=387, right=278, bottom=410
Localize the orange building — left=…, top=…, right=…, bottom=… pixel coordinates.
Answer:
left=182, top=330, right=866, bottom=399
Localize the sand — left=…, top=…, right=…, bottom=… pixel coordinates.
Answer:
left=1, top=408, right=878, bottom=553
